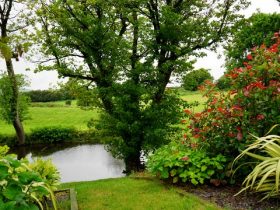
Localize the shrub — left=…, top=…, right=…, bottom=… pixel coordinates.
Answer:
left=147, top=141, right=226, bottom=185
left=25, top=89, right=75, bottom=102
left=0, top=145, right=9, bottom=157
left=184, top=33, right=280, bottom=161
left=182, top=68, right=213, bottom=91
left=29, top=158, right=60, bottom=191
left=233, top=128, right=280, bottom=200
left=0, top=153, right=58, bottom=209
left=28, top=126, right=78, bottom=144
left=65, top=100, right=72, bottom=106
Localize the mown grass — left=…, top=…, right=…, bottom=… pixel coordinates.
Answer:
left=0, top=90, right=206, bottom=135
left=0, top=104, right=99, bottom=135
left=61, top=177, right=222, bottom=210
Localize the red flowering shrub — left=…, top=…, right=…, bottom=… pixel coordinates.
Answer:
left=184, top=33, right=280, bottom=159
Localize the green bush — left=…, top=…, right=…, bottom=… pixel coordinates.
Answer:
left=25, top=89, right=75, bottom=102
left=147, top=141, right=226, bottom=185
left=28, top=126, right=78, bottom=144
left=0, top=145, right=9, bottom=157
left=185, top=34, right=280, bottom=162
left=0, top=152, right=58, bottom=209
left=29, top=158, right=60, bottom=191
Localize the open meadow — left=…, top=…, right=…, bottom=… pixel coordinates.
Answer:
left=0, top=90, right=206, bottom=136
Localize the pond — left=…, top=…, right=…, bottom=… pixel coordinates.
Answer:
left=10, top=144, right=125, bottom=183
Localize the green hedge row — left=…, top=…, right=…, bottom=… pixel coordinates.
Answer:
left=0, top=126, right=99, bottom=146
left=25, top=90, right=75, bottom=102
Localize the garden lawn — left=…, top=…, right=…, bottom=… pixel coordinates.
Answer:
left=61, top=177, right=222, bottom=210
left=0, top=105, right=99, bottom=135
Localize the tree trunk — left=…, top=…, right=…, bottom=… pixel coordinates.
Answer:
left=5, top=59, right=25, bottom=145
left=124, top=149, right=144, bottom=174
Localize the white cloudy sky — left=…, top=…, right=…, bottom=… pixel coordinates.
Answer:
left=1, top=0, right=279, bottom=90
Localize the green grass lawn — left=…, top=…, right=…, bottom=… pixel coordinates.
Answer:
left=178, top=89, right=207, bottom=112
left=61, top=177, right=222, bottom=210
left=0, top=90, right=206, bottom=136
left=0, top=105, right=99, bottom=135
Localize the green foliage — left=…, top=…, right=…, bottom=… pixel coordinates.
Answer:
left=0, top=154, right=58, bottom=210
left=0, top=145, right=9, bottom=157
left=215, top=75, right=231, bottom=90
left=0, top=74, right=30, bottom=124
left=29, top=158, right=60, bottom=191
left=225, top=13, right=280, bottom=69
left=185, top=34, right=280, bottom=164
left=233, top=129, right=280, bottom=200
left=182, top=69, right=213, bottom=91
left=98, top=90, right=186, bottom=163
left=25, top=89, right=75, bottom=103
left=35, top=0, right=248, bottom=171
left=28, top=126, right=78, bottom=144
left=147, top=141, right=226, bottom=185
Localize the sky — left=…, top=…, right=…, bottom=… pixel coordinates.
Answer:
left=0, top=0, right=279, bottom=90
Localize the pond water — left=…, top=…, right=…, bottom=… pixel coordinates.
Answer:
left=11, top=144, right=125, bottom=183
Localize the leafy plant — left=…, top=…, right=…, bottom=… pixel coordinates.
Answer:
left=0, top=154, right=58, bottom=210
left=29, top=158, right=60, bottom=191
left=0, top=145, right=9, bottom=157
left=28, top=126, right=78, bottom=143
left=184, top=33, right=280, bottom=161
left=233, top=126, right=280, bottom=200
left=147, top=141, right=226, bottom=185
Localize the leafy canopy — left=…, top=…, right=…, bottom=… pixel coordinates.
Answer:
left=34, top=0, right=249, bottom=170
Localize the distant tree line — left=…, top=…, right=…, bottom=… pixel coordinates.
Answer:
left=25, top=89, right=75, bottom=102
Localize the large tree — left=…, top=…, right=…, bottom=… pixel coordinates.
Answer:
left=35, top=0, right=248, bottom=171
left=0, top=0, right=30, bottom=145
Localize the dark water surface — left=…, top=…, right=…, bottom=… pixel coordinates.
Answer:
left=11, top=144, right=125, bottom=183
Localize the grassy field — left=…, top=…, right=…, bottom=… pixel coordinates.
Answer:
left=0, top=90, right=206, bottom=135
left=0, top=104, right=100, bottom=135
left=61, top=176, right=222, bottom=210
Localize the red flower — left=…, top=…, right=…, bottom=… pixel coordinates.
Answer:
left=243, top=86, right=250, bottom=97
left=181, top=156, right=189, bottom=161
left=236, top=127, right=243, bottom=141
left=256, top=114, right=265, bottom=120
left=268, top=44, right=278, bottom=53
left=232, top=105, right=242, bottom=111
left=190, top=143, right=198, bottom=149
left=210, top=98, right=218, bottom=105
left=228, top=132, right=235, bottom=138
left=183, top=134, right=187, bottom=139
left=181, top=119, right=187, bottom=124
left=193, top=134, right=200, bottom=139
left=247, top=54, right=253, bottom=60
left=194, top=113, right=202, bottom=118
left=184, top=109, right=192, bottom=115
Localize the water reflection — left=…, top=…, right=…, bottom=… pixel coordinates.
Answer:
left=12, top=144, right=125, bottom=183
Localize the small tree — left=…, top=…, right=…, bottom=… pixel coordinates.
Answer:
left=182, top=68, right=213, bottom=91
left=0, top=0, right=31, bottom=145
left=0, top=74, right=30, bottom=132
